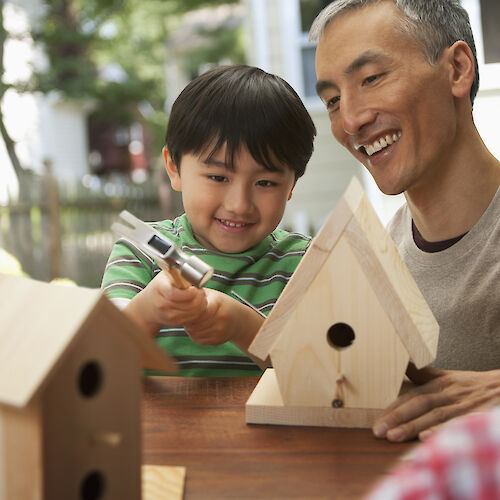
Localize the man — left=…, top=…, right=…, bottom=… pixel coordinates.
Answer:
left=311, top=0, right=500, bottom=442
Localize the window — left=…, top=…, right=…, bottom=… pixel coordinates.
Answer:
left=298, top=0, right=330, bottom=98
left=462, top=0, right=500, bottom=90
left=299, top=0, right=331, bottom=32
left=479, top=0, right=500, bottom=64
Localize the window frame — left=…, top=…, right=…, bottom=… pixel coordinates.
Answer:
left=279, top=0, right=323, bottom=110
left=461, top=0, right=500, bottom=91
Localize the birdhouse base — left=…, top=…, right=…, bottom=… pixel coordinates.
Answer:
left=142, top=464, right=186, bottom=500
left=246, top=369, right=384, bottom=429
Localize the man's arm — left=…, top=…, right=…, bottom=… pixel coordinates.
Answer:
left=373, top=364, right=500, bottom=442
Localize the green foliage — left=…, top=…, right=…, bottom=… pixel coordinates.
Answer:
left=0, top=248, right=28, bottom=277
left=172, top=0, right=239, bottom=14
left=29, top=0, right=243, bottom=150
left=181, top=25, right=246, bottom=79
left=32, top=0, right=134, bottom=114
left=32, top=1, right=241, bottom=101
left=146, top=108, right=170, bottom=156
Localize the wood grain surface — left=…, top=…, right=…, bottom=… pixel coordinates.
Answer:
left=142, top=376, right=415, bottom=500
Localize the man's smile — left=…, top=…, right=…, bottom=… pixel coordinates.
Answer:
left=355, top=130, right=402, bottom=156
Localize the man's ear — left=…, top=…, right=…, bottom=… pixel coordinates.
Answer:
left=447, top=40, right=475, bottom=100
left=163, top=147, right=182, bottom=192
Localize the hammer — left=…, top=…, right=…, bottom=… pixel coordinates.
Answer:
left=111, top=210, right=213, bottom=289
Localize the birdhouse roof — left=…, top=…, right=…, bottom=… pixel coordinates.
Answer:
left=0, top=274, right=176, bottom=408
left=250, top=177, right=439, bottom=368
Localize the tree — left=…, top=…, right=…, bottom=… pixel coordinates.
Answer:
left=0, top=0, right=242, bottom=185
left=32, top=0, right=243, bottom=149
left=0, top=0, right=24, bottom=189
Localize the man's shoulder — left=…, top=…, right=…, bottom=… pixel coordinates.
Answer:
left=387, top=203, right=411, bottom=245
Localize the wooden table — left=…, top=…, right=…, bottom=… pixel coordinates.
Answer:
left=141, top=376, right=414, bottom=500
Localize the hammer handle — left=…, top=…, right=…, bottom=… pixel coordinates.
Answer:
left=166, top=267, right=191, bottom=289
left=155, top=257, right=191, bottom=289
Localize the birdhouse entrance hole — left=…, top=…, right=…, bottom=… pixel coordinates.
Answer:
left=78, top=361, right=103, bottom=398
left=327, top=323, right=355, bottom=350
left=80, top=470, right=105, bottom=500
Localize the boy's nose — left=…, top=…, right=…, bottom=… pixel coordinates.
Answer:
left=224, top=184, right=254, bottom=215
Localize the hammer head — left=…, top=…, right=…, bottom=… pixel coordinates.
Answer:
left=111, top=211, right=213, bottom=288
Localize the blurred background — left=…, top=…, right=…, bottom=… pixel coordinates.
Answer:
left=1, top=0, right=499, bottom=288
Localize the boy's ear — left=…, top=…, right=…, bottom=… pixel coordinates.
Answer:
left=163, top=147, right=182, bottom=192
left=288, top=181, right=296, bottom=201
left=446, top=40, right=475, bottom=100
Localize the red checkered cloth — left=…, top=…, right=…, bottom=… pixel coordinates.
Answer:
left=366, top=407, right=500, bottom=500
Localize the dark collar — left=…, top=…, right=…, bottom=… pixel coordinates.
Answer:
left=412, top=220, right=467, bottom=253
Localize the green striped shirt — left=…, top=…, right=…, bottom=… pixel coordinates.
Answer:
left=102, top=214, right=311, bottom=377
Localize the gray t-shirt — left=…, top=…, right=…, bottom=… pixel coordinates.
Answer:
left=388, top=186, right=500, bottom=371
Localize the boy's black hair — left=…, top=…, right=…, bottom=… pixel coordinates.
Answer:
left=165, top=65, right=316, bottom=179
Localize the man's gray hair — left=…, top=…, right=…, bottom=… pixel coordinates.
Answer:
left=310, top=0, right=479, bottom=104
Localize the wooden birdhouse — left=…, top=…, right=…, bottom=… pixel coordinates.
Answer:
left=0, top=274, right=177, bottom=500
left=246, top=177, right=439, bottom=428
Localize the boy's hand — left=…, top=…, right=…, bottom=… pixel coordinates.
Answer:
left=124, top=270, right=207, bottom=336
left=184, top=290, right=266, bottom=364
left=124, top=274, right=266, bottom=366
left=184, top=289, right=260, bottom=345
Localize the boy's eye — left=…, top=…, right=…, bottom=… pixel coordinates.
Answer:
left=256, top=180, right=276, bottom=187
left=208, top=175, right=228, bottom=183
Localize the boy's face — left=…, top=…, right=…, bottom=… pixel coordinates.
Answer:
left=164, top=145, right=296, bottom=254
left=315, top=1, right=459, bottom=196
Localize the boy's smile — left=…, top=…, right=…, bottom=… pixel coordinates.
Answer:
left=215, top=218, right=253, bottom=231
left=165, top=145, right=295, bottom=254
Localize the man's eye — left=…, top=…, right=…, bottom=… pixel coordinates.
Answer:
left=256, top=180, right=276, bottom=187
left=208, top=175, right=227, bottom=183
left=363, top=74, right=382, bottom=85
left=326, top=96, right=340, bottom=111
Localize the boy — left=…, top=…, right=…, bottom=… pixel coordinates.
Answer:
left=102, top=65, right=316, bottom=376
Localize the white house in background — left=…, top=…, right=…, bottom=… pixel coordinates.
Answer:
left=243, top=0, right=500, bottom=230
left=164, top=4, right=246, bottom=112
left=0, top=0, right=90, bottom=202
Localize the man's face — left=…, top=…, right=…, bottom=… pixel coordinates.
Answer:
left=166, top=145, right=295, bottom=254
left=315, top=1, right=456, bottom=196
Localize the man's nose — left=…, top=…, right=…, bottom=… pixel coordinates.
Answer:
left=340, top=93, right=378, bottom=136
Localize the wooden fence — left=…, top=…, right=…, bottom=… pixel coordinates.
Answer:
left=0, top=172, right=182, bottom=288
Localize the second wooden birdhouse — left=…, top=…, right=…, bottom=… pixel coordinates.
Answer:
left=246, top=177, right=439, bottom=428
